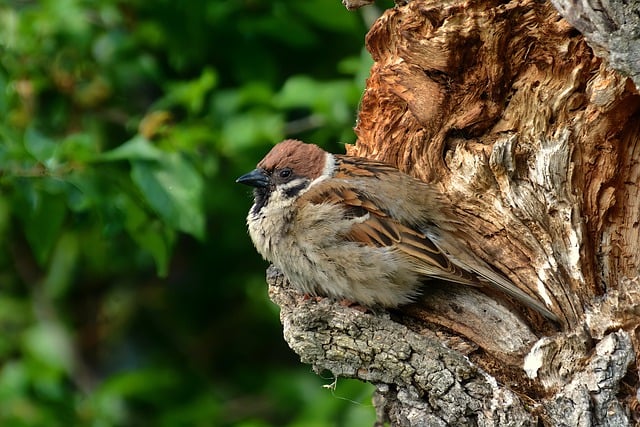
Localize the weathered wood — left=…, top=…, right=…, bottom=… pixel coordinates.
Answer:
left=352, top=0, right=639, bottom=329
left=268, top=267, right=538, bottom=426
left=269, top=268, right=636, bottom=425
left=551, top=0, right=640, bottom=90
left=266, top=0, right=640, bottom=424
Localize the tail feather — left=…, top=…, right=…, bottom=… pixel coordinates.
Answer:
left=424, top=230, right=560, bottom=322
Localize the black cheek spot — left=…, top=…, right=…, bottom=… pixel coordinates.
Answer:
left=283, top=182, right=309, bottom=198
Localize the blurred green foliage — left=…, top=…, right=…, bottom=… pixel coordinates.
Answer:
left=0, top=0, right=388, bottom=425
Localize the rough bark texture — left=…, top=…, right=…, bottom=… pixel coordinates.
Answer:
left=266, top=0, right=640, bottom=425
left=551, top=0, right=640, bottom=90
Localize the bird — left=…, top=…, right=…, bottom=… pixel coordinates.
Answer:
left=236, top=139, right=557, bottom=321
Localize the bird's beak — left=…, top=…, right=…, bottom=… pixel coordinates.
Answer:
left=236, top=168, right=270, bottom=188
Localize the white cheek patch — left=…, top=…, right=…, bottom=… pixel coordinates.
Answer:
left=281, top=178, right=308, bottom=191
left=308, top=153, right=336, bottom=189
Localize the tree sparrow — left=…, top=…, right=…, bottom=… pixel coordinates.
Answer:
left=237, top=139, right=557, bottom=321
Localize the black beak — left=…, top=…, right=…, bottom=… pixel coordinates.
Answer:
left=236, top=168, right=270, bottom=188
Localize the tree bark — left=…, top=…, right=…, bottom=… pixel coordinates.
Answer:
left=267, top=0, right=640, bottom=424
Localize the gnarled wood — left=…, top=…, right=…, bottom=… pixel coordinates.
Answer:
left=352, top=0, right=639, bottom=330
left=266, top=0, right=640, bottom=424
left=551, top=0, right=640, bottom=89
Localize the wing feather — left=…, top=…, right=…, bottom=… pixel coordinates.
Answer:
left=304, top=184, right=480, bottom=286
left=298, top=157, right=559, bottom=321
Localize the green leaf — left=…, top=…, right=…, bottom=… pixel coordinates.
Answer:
left=220, top=111, right=284, bottom=153
left=64, top=171, right=98, bottom=213
left=158, top=394, right=221, bottom=426
left=0, top=196, right=10, bottom=243
left=275, top=76, right=358, bottom=128
left=293, top=0, right=361, bottom=33
left=24, top=126, right=57, bottom=163
left=115, top=193, right=175, bottom=276
left=275, top=75, right=319, bottom=108
left=0, top=296, right=31, bottom=358
left=22, top=323, right=74, bottom=375
left=131, top=154, right=205, bottom=240
left=0, top=362, right=28, bottom=401
left=42, top=232, right=78, bottom=299
left=156, top=67, right=218, bottom=114
left=58, top=132, right=100, bottom=162
left=97, top=135, right=164, bottom=162
left=15, top=180, right=67, bottom=266
left=276, top=75, right=355, bottom=112
left=101, top=368, right=179, bottom=398
left=0, top=68, right=9, bottom=116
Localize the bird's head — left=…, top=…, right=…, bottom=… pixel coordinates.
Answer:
left=236, top=139, right=335, bottom=215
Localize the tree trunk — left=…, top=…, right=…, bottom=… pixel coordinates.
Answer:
left=268, top=0, right=640, bottom=424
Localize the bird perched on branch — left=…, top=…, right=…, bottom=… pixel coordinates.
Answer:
left=237, top=139, right=557, bottom=321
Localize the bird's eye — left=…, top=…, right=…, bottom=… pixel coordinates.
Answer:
left=279, top=168, right=292, bottom=178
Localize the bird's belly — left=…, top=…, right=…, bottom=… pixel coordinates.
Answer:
left=248, top=207, right=422, bottom=307
left=272, top=239, right=422, bottom=308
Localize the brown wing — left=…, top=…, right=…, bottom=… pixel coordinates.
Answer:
left=301, top=179, right=560, bottom=321
left=347, top=208, right=481, bottom=286
left=305, top=184, right=480, bottom=286
left=345, top=191, right=560, bottom=320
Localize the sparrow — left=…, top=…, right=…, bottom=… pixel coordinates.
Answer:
left=236, top=139, right=557, bottom=321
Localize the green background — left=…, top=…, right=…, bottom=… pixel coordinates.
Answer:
left=0, top=0, right=390, bottom=425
